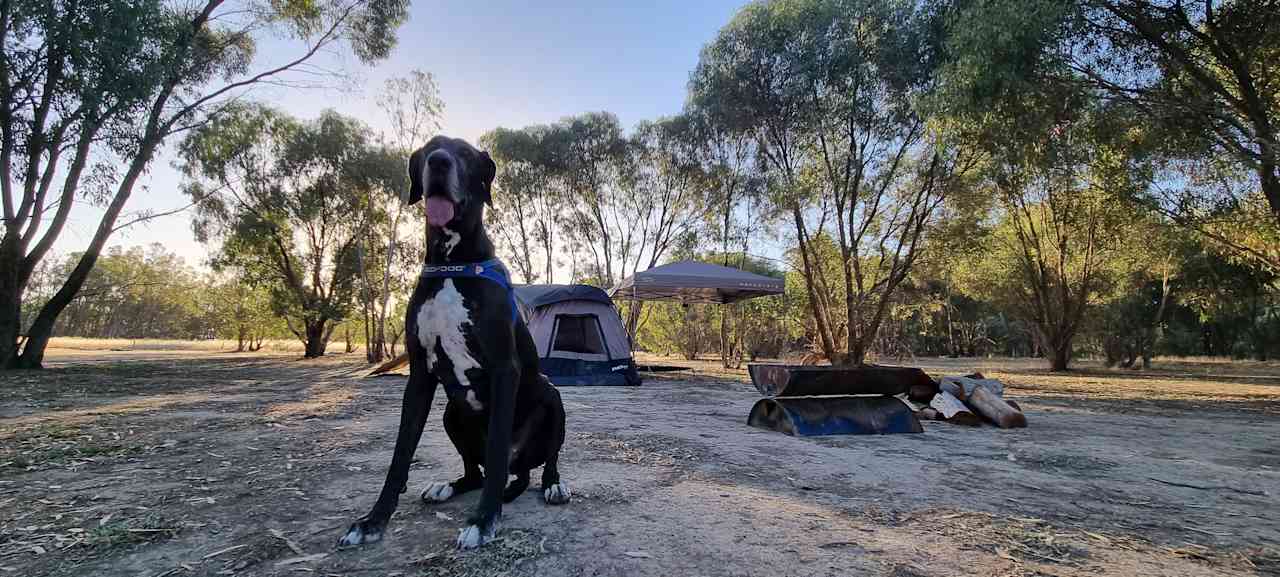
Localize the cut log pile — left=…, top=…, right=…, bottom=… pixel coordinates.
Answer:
left=909, top=372, right=1028, bottom=429
left=745, top=364, right=1028, bottom=436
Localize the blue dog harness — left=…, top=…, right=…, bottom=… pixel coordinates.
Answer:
left=420, top=258, right=520, bottom=323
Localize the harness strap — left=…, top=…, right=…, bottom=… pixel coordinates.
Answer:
left=420, top=258, right=520, bottom=323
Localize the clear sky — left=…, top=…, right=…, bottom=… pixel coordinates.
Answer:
left=63, top=0, right=750, bottom=268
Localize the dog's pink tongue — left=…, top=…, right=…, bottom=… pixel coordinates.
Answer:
left=425, top=196, right=455, bottom=227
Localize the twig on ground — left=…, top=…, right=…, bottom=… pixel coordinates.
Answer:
left=1181, top=526, right=1232, bottom=537
left=1147, top=477, right=1267, bottom=496
left=201, top=544, right=247, bottom=560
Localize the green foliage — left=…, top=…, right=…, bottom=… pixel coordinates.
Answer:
left=16, top=244, right=291, bottom=346
left=936, top=0, right=1280, bottom=272
left=14, top=0, right=1280, bottom=371
left=481, top=111, right=712, bottom=287
left=43, top=245, right=207, bottom=340
left=482, top=124, right=565, bottom=283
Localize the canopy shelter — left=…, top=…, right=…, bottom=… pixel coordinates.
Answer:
left=608, top=260, right=785, bottom=304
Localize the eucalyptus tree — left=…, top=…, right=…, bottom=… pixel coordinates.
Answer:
left=690, top=0, right=978, bottom=365
left=481, top=125, right=564, bottom=284
left=179, top=106, right=405, bottom=358
left=355, top=70, right=443, bottom=363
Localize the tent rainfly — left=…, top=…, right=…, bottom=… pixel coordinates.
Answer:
left=516, top=284, right=641, bottom=387
left=608, top=260, right=785, bottom=304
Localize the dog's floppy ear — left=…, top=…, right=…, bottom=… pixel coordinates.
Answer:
left=404, top=148, right=425, bottom=205
left=476, top=151, right=496, bottom=206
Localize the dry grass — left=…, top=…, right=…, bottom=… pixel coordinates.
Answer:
left=45, top=337, right=335, bottom=354
left=637, top=352, right=1280, bottom=393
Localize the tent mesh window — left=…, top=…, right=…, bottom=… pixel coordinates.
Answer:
left=551, top=314, right=608, bottom=356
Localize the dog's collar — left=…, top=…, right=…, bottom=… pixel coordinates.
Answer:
left=421, top=258, right=519, bottom=323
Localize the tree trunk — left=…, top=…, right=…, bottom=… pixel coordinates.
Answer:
left=9, top=137, right=160, bottom=369
left=848, top=340, right=867, bottom=366
left=1143, top=263, right=1173, bottom=370
left=236, top=325, right=246, bottom=352
left=0, top=234, right=22, bottom=367
left=304, top=320, right=329, bottom=358
left=1048, top=340, right=1071, bottom=371
left=720, top=306, right=735, bottom=369
left=792, top=207, right=838, bottom=364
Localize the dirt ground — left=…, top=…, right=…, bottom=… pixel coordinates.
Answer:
left=2, top=350, right=1278, bottom=577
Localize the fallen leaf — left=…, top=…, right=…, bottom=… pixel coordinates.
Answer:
left=411, top=553, right=441, bottom=565
left=269, top=529, right=305, bottom=555
left=1082, top=530, right=1110, bottom=543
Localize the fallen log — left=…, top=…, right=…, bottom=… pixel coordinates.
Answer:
left=367, top=353, right=409, bottom=377
left=967, top=386, right=1027, bottom=429
left=908, top=381, right=938, bottom=404
left=748, top=364, right=936, bottom=397
left=928, top=390, right=982, bottom=426
left=939, top=375, right=1005, bottom=399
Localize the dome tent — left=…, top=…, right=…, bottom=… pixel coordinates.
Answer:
left=515, top=284, right=640, bottom=387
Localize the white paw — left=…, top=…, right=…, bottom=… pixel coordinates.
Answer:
left=421, top=482, right=454, bottom=503
left=456, top=522, right=496, bottom=549
left=337, top=523, right=381, bottom=547
left=544, top=482, right=571, bottom=505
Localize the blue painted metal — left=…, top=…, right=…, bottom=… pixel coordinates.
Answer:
left=747, top=396, right=923, bottom=436
left=539, top=357, right=640, bottom=387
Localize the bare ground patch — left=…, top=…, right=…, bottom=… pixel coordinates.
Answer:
left=0, top=351, right=1276, bottom=576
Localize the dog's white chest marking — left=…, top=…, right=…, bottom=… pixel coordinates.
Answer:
left=416, top=280, right=483, bottom=410
left=442, top=227, right=460, bottom=256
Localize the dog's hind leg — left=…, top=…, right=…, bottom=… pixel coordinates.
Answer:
left=541, top=386, right=571, bottom=505
left=340, top=354, right=438, bottom=546
left=541, top=454, right=570, bottom=505
left=502, top=470, right=530, bottom=503
left=423, top=401, right=484, bottom=503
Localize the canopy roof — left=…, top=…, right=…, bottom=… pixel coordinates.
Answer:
left=608, top=260, right=785, bottom=304
left=514, top=284, right=614, bottom=309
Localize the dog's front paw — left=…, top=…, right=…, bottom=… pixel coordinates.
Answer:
left=456, top=519, right=498, bottom=549
left=337, top=518, right=385, bottom=547
left=544, top=482, right=571, bottom=505
left=421, top=481, right=455, bottom=503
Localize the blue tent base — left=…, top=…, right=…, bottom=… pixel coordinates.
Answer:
left=747, top=396, right=922, bottom=436
left=541, top=357, right=641, bottom=387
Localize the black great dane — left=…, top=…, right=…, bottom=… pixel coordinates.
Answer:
left=340, top=136, right=570, bottom=550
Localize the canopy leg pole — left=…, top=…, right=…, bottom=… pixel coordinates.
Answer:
left=627, top=285, right=638, bottom=348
